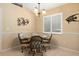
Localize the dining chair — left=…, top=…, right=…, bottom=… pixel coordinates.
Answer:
left=18, top=33, right=30, bottom=53
left=42, top=34, right=52, bottom=49
left=29, top=36, right=46, bottom=56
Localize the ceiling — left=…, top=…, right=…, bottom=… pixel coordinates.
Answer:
left=23, top=3, right=66, bottom=11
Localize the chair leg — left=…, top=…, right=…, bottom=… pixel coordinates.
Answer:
left=42, top=46, right=46, bottom=52
left=21, top=46, right=27, bottom=53
left=44, top=47, right=46, bottom=52
left=33, top=53, right=35, bottom=56
left=21, top=47, right=23, bottom=53
left=41, top=53, right=43, bottom=56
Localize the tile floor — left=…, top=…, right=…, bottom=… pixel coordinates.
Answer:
left=0, top=47, right=79, bottom=56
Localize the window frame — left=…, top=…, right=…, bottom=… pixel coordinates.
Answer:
left=43, top=13, right=63, bottom=34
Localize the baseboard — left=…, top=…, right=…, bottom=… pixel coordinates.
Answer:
left=58, top=46, right=79, bottom=53
left=0, top=45, right=20, bottom=52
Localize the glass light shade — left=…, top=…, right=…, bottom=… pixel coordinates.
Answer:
left=35, top=13, right=38, bottom=16
left=34, top=7, right=38, bottom=13
left=42, top=9, right=46, bottom=15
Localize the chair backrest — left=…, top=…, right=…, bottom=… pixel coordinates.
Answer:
left=18, top=33, right=22, bottom=44
left=30, top=36, right=43, bottom=49
left=48, top=34, right=52, bottom=43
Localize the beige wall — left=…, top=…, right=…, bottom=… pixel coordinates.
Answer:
left=2, top=33, right=19, bottom=49
left=36, top=3, right=79, bottom=51
left=0, top=3, right=36, bottom=33
left=0, top=3, right=36, bottom=49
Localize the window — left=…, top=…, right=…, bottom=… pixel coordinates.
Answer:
left=43, top=13, right=63, bottom=34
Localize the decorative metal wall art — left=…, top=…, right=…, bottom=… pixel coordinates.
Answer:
left=65, top=13, right=79, bottom=23
left=17, top=17, right=29, bottom=26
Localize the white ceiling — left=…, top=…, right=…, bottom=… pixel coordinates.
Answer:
left=23, top=3, right=65, bottom=11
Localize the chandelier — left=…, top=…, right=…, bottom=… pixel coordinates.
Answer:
left=34, top=3, right=46, bottom=17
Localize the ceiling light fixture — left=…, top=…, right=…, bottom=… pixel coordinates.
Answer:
left=34, top=3, right=46, bottom=17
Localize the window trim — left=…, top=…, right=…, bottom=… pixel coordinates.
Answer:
left=43, top=13, right=63, bottom=34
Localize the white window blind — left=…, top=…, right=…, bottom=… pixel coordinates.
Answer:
left=43, top=13, right=63, bottom=34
